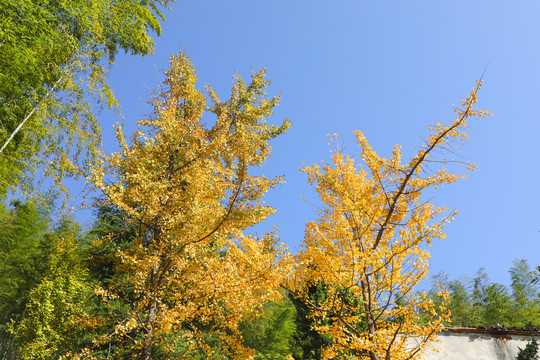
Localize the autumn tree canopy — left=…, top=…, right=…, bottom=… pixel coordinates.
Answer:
left=286, top=82, right=490, bottom=360
left=85, top=52, right=291, bottom=359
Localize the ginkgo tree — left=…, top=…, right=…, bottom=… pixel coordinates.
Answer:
left=85, top=52, right=291, bottom=359
left=286, top=82, right=490, bottom=360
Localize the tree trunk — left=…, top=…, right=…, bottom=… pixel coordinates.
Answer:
left=360, top=279, right=380, bottom=360
left=141, top=264, right=160, bottom=360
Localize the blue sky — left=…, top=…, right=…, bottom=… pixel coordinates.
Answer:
left=93, top=1, right=540, bottom=286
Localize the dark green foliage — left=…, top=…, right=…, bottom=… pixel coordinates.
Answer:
left=71, top=205, right=140, bottom=359
left=84, top=205, right=138, bottom=287
left=517, top=338, right=539, bottom=360
left=288, top=283, right=332, bottom=360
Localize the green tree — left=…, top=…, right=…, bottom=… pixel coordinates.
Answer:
left=511, top=260, right=537, bottom=304
left=427, top=262, right=540, bottom=328
left=84, top=205, right=139, bottom=287
left=447, top=279, right=473, bottom=326
left=0, top=0, right=173, bottom=196
left=11, top=218, right=90, bottom=360
left=240, top=299, right=299, bottom=360
left=288, top=283, right=338, bottom=360
left=468, top=267, right=490, bottom=325
left=75, top=205, right=143, bottom=359
left=0, top=201, right=52, bottom=358
left=483, top=283, right=512, bottom=326
left=517, top=338, right=539, bottom=360
left=510, top=259, right=540, bottom=327
left=509, top=259, right=540, bottom=327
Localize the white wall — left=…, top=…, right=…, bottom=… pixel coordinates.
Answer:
left=421, top=332, right=534, bottom=360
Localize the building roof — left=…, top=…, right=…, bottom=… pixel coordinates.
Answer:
left=442, top=326, right=540, bottom=337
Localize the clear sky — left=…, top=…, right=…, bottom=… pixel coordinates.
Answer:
left=93, top=1, right=540, bottom=287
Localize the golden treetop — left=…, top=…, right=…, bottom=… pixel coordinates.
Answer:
left=287, top=81, right=489, bottom=360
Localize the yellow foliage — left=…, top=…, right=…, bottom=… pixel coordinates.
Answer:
left=86, top=52, right=290, bottom=359
left=286, top=81, right=489, bottom=359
